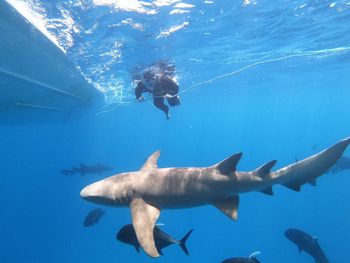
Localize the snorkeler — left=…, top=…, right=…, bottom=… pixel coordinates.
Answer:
left=134, top=63, right=181, bottom=119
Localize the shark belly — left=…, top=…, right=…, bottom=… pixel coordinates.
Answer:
left=138, top=168, right=242, bottom=209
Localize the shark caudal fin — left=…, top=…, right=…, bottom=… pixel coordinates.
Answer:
left=273, top=137, right=350, bottom=191
left=179, top=229, right=193, bottom=255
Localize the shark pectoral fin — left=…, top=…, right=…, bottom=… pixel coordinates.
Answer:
left=259, top=186, right=274, bottom=195
left=212, top=195, right=239, bottom=220
left=130, top=197, right=160, bottom=258
left=214, top=153, right=243, bottom=176
left=141, top=151, right=160, bottom=171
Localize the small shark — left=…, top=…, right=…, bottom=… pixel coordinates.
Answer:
left=80, top=137, right=350, bottom=258
left=285, top=228, right=329, bottom=263
left=329, top=156, right=350, bottom=174
left=222, top=251, right=261, bottom=263
left=61, top=163, right=112, bottom=176
left=116, top=224, right=193, bottom=255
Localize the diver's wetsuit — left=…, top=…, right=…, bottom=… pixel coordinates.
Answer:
left=135, top=76, right=180, bottom=118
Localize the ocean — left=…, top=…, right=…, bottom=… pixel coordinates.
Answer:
left=1, top=0, right=350, bottom=262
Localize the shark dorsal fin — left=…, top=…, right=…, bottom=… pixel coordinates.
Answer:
left=212, top=195, right=239, bottom=220
left=130, top=197, right=161, bottom=258
left=253, top=160, right=277, bottom=178
left=214, top=153, right=242, bottom=176
left=141, top=151, right=160, bottom=171
left=249, top=251, right=261, bottom=258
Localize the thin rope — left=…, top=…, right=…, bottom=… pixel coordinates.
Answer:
left=104, top=46, right=350, bottom=107
left=178, top=46, right=350, bottom=96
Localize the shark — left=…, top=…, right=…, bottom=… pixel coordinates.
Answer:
left=61, top=163, right=113, bottom=176
left=80, top=137, right=350, bottom=258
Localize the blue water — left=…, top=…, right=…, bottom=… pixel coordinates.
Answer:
left=1, top=0, right=350, bottom=262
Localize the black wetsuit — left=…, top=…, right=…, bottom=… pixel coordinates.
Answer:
left=135, top=76, right=180, bottom=118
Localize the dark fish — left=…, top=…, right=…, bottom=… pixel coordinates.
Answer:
left=60, top=167, right=79, bottom=176
left=222, top=251, right=261, bottom=263
left=116, top=224, right=193, bottom=255
left=83, top=208, right=106, bottom=227
left=285, top=228, right=329, bottom=263
left=329, top=156, right=350, bottom=174
left=61, top=163, right=113, bottom=176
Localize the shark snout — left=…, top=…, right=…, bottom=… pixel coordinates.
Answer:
left=80, top=185, right=91, bottom=199
left=80, top=181, right=116, bottom=206
left=80, top=182, right=103, bottom=201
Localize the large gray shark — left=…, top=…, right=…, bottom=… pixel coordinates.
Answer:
left=80, top=137, right=350, bottom=258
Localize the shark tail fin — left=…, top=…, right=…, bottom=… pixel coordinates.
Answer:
left=179, top=229, right=193, bottom=255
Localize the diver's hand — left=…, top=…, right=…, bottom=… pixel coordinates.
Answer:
left=137, top=96, right=144, bottom=102
left=164, top=94, right=172, bottom=99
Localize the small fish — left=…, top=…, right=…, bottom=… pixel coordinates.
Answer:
left=83, top=208, right=106, bottom=227
left=285, top=228, right=329, bottom=263
left=116, top=224, right=193, bottom=256
left=61, top=163, right=113, bottom=176
left=222, top=251, right=261, bottom=263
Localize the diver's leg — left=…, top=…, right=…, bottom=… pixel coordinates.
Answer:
left=153, top=97, right=169, bottom=119
left=164, top=80, right=180, bottom=106
left=167, top=95, right=181, bottom=106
